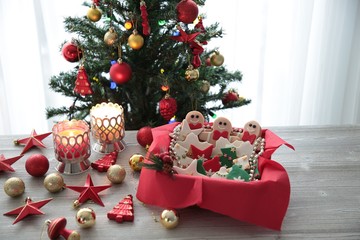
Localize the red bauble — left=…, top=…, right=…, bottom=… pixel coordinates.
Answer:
left=110, top=61, right=132, bottom=84
left=205, top=58, right=212, bottom=66
left=136, top=126, right=153, bottom=148
left=25, top=154, right=49, bottom=177
left=176, top=0, right=199, bottom=24
left=159, top=95, right=177, bottom=121
left=62, top=42, right=82, bottom=62
left=222, top=90, right=240, bottom=105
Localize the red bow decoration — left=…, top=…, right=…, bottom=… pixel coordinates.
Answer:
left=140, top=1, right=150, bottom=36
left=189, top=123, right=202, bottom=129
left=170, top=26, right=203, bottom=68
left=242, top=131, right=257, bottom=144
left=212, top=130, right=229, bottom=140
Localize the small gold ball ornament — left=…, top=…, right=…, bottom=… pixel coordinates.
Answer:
left=107, top=164, right=126, bottom=184
left=210, top=51, right=225, bottom=66
left=124, top=21, right=133, bottom=30
left=160, top=209, right=179, bottom=229
left=104, top=27, right=118, bottom=46
left=185, top=65, right=199, bottom=81
left=76, top=208, right=96, bottom=228
left=128, top=30, right=144, bottom=50
left=44, top=173, right=65, bottom=193
left=129, top=154, right=144, bottom=171
left=87, top=4, right=102, bottom=22
left=200, top=80, right=210, bottom=93
left=4, top=177, right=25, bottom=197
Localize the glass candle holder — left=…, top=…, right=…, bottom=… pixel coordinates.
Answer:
left=52, top=119, right=91, bottom=174
left=90, top=102, right=125, bottom=153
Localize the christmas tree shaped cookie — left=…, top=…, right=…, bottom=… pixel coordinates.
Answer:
left=107, top=195, right=134, bottom=223
left=91, top=151, right=118, bottom=172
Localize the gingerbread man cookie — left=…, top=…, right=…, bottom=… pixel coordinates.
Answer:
left=207, top=117, right=232, bottom=145
left=241, top=120, right=262, bottom=144
left=185, top=111, right=205, bottom=130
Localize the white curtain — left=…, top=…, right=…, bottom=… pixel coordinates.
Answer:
left=1, top=0, right=359, bottom=135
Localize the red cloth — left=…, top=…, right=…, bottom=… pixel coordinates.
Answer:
left=136, top=123, right=294, bottom=230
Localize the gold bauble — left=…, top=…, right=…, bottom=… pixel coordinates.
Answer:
left=160, top=209, right=179, bottom=229
left=44, top=173, right=65, bottom=193
left=87, top=5, right=102, bottom=22
left=200, top=80, right=210, bottom=93
left=4, top=177, right=25, bottom=197
left=107, top=164, right=126, bottom=184
left=210, top=51, right=225, bottom=66
left=68, top=231, right=81, bottom=240
left=76, top=208, right=96, bottom=228
left=128, top=30, right=144, bottom=50
left=104, top=27, right=118, bottom=46
left=129, top=154, right=144, bottom=172
left=124, top=21, right=133, bottom=30
left=185, top=65, right=199, bottom=81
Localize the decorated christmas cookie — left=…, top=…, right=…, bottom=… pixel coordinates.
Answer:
left=241, top=120, right=262, bottom=144
left=199, top=117, right=232, bottom=145
left=185, top=111, right=205, bottom=130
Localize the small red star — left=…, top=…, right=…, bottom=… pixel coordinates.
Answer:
left=66, top=174, right=111, bottom=207
left=3, top=197, right=53, bottom=224
left=170, top=26, right=200, bottom=43
left=0, top=154, right=23, bottom=172
left=15, top=129, right=52, bottom=155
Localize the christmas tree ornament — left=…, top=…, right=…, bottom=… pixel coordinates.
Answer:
left=106, top=164, right=126, bottom=184
left=104, top=27, right=118, bottom=46
left=76, top=207, right=96, bottom=228
left=140, top=0, right=150, bottom=36
left=185, top=65, right=199, bottom=81
left=25, top=154, right=49, bottom=177
left=66, top=174, right=111, bottom=207
left=0, top=154, right=23, bottom=172
left=46, top=217, right=80, bottom=240
left=43, top=173, right=65, bottom=193
left=4, top=177, right=25, bottom=197
left=200, top=80, right=210, bottom=93
left=176, top=0, right=198, bottom=24
left=52, top=119, right=91, bottom=174
left=205, top=57, right=212, bottom=66
left=61, top=40, right=82, bottom=62
left=128, top=30, right=144, bottom=50
left=136, top=126, right=153, bottom=148
left=14, top=129, right=52, bottom=155
left=87, top=4, right=102, bottom=22
left=110, top=58, right=132, bottom=84
left=161, top=85, right=169, bottom=91
left=107, top=195, right=134, bottom=223
left=159, top=94, right=177, bottom=121
left=74, top=65, right=93, bottom=96
left=3, top=197, right=53, bottom=224
left=91, top=151, right=118, bottom=172
left=129, top=154, right=144, bottom=172
left=90, top=102, right=126, bottom=153
left=124, top=21, right=133, bottom=30
left=160, top=209, right=179, bottom=229
left=222, top=89, right=240, bottom=105
left=210, top=51, right=225, bottom=66
left=194, top=16, right=206, bottom=33
left=157, top=20, right=166, bottom=26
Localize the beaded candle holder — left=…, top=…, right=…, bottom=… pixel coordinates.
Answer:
left=52, top=120, right=91, bottom=174
left=90, top=102, right=125, bottom=153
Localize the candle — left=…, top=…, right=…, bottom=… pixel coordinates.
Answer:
left=52, top=120, right=91, bottom=174
left=90, top=102, right=125, bottom=153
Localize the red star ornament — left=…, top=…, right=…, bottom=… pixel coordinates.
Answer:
left=170, top=26, right=200, bottom=43
left=66, top=174, right=111, bottom=207
left=0, top=154, right=23, bottom=172
left=4, top=197, right=53, bottom=224
left=15, top=129, right=52, bottom=155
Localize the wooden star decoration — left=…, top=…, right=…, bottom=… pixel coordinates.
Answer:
left=14, top=129, right=52, bottom=155
left=0, top=154, right=23, bottom=172
left=66, top=174, right=111, bottom=207
left=3, top=197, right=53, bottom=224
left=220, top=147, right=238, bottom=168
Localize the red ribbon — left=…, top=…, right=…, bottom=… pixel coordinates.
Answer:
left=189, top=123, right=202, bottom=129
left=242, top=131, right=257, bottom=144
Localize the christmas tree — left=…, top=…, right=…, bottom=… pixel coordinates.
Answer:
left=46, top=0, right=251, bottom=130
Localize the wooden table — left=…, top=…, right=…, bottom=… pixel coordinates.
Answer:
left=0, top=126, right=359, bottom=239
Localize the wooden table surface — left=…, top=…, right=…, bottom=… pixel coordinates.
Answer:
left=0, top=125, right=359, bottom=239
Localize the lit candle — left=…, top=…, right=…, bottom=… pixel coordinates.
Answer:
left=90, top=102, right=125, bottom=153
left=52, top=120, right=91, bottom=174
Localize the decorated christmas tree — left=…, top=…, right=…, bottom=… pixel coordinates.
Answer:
left=47, top=0, right=250, bottom=130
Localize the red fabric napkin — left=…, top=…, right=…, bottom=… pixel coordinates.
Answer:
left=136, top=123, right=294, bottom=230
